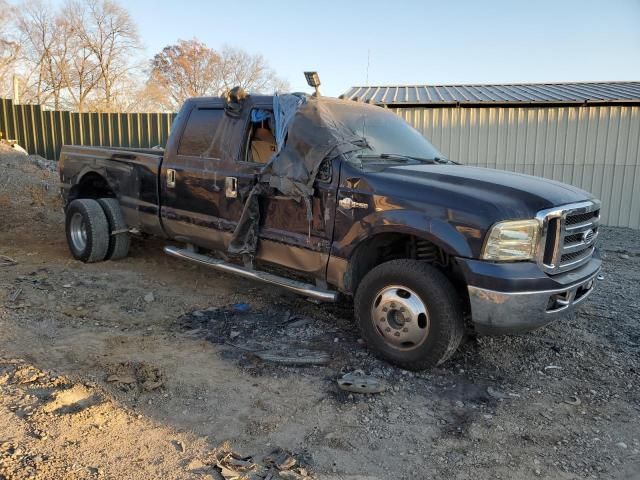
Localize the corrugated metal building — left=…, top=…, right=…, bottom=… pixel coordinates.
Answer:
left=341, top=82, right=640, bottom=229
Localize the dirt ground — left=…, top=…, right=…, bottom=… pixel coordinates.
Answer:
left=0, top=150, right=639, bottom=480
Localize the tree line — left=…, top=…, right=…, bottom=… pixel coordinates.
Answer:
left=0, top=0, right=288, bottom=112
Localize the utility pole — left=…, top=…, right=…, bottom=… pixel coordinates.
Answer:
left=12, top=75, right=20, bottom=104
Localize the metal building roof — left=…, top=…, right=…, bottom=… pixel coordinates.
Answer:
left=341, top=81, right=640, bottom=106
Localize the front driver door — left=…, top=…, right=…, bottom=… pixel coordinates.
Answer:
left=222, top=102, right=338, bottom=280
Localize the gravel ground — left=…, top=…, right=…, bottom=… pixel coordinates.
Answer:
left=0, top=150, right=638, bottom=479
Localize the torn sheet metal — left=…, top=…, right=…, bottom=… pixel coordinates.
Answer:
left=229, top=96, right=369, bottom=255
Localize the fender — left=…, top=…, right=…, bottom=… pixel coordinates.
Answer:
left=332, top=208, right=476, bottom=260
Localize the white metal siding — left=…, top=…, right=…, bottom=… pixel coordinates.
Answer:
left=394, top=105, right=640, bottom=229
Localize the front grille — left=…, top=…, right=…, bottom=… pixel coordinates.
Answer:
left=539, top=201, right=600, bottom=274
left=565, top=211, right=599, bottom=226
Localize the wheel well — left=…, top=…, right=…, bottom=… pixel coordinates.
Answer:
left=345, top=233, right=450, bottom=294
left=67, top=173, right=115, bottom=205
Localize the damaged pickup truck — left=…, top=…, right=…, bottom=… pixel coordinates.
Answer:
left=59, top=86, right=602, bottom=369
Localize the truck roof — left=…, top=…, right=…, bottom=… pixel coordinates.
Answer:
left=182, top=94, right=280, bottom=106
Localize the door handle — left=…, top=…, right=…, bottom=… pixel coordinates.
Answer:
left=338, top=197, right=368, bottom=210
left=167, top=169, right=176, bottom=188
left=225, top=177, right=238, bottom=198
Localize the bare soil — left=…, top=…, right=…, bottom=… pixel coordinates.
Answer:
left=0, top=151, right=639, bottom=480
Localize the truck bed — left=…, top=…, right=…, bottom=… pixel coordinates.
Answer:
left=59, top=145, right=165, bottom=237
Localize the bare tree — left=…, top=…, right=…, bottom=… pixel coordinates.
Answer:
left=69, top=0, right=140, bottom=111
left=0, top=0, right=20, bottom=97
left=150, top=39, right=223, bottom=111
left=15, top=0, right=67, bottom=108
left=150, top=39, right=289, bottom=111
left=219, top=46, right=289, bottom=94
left=58, top=14, right=101, bottom=112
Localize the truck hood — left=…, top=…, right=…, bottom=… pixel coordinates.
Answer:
left=376, top=164, right=594, bottom=218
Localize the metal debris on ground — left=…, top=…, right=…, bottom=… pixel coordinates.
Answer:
left=212, top=444, right=312, bottom=480
left=254, top=349, right=330, bottom=366
left=337, top=370, right=386, bottom=394
left=9, top=288, right=22, bottom=303
left=564, top=395, right=582, bottom=406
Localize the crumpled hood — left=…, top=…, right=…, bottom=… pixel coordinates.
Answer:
left=375, top=164, right=594, bottom=219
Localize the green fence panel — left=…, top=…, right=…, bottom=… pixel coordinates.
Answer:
left=0, top=98, right=17, bottom=141
left=0, top=98, right=176, bottom=159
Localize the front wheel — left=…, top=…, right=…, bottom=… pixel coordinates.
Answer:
left=354, top=259, right=464, bottom=370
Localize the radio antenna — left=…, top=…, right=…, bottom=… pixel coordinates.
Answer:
left=366, top=49, right=370, bottom=86
left=361, top=49, right=371, bottom=141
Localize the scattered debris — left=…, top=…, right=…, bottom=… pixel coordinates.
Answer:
left=564, top=395, right=582, bottom=406
left=212, top=444, right=312, bottom=480
left=544, top=365, right=562, bottom=371
left=254, top=349, right=330, bottom=366
left=106, top=374, right=136, bottom=385
left=172, top=440, right=186, bottom=453
left=231, top=302, right=251, bottom=313
left=142, top=380, right=164, bottom=391
left=268, top=450, right=296, bottom=471
left=0, top=254, right=17, bottom=267
left=105, top=362, right=164, bottom=392
left=9, top=287, right=22, bottom=302
left=337, top=370, right=386, bottom=394
left=143, top=292, right=155, bottom=303
left=487, top=386, right=512, bottom=400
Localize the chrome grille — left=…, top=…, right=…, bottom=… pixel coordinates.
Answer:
left=537, top=200, right=601, bottom=274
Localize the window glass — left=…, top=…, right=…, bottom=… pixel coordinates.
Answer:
left=326, top=102, right=443, bottom=162
left=178, top=108, right=224, bottom=157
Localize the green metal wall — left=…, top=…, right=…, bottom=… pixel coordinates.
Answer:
left=395, top=105, right=640, bottom=229
left=0, top=98, right=176, bottom=161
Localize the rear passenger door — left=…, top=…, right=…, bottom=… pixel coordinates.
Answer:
left=160, top=100, right=233, bottom=250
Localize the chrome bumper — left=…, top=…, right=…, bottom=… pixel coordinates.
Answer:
left=468, top=270, right=599, bottom=335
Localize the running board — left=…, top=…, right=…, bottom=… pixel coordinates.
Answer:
left=163, top=246, right=337, bottom=302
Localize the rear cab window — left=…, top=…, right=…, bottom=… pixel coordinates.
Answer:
left=178, top=108, right=224, bottom=157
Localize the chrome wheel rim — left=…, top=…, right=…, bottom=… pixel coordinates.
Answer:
left=69, top=212, right=88, bottom=252
left=371, top=285, right=430, bottom=351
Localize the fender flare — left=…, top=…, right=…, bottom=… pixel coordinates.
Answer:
left=336, top=209, right=475, bottom=260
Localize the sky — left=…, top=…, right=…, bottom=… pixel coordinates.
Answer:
left=46, top=0, right=640, bottom=97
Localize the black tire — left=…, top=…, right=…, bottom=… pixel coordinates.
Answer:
left=97, top=198, right=130, bottom=260
left=65, top=199, right=110, bottom=263
left=354, top=259, right=464, bottom=370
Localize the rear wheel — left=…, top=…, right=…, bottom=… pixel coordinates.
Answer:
left=97, top=198, right=130, bottom=260
left=354, top=259, right=464, bottom=370
left=65, top=199, right=109, bottom=263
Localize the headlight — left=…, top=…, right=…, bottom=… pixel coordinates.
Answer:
left=481, top=219, right=540, bottom=261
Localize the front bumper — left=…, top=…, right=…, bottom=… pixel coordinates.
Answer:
left=457, top=254, right=601, bottom=335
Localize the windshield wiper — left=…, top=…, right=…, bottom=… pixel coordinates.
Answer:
left=355, top=153, right=436, bottom=164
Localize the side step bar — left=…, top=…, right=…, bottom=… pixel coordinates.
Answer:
left=163, top=246, right=337, bottom=303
